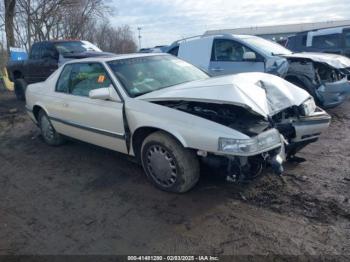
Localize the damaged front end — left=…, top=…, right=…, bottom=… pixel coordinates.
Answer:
left=155, top=99, right=330, bottom=182
left=314, top=63, right=350, bottom=108
left=285, top=56, right=350, bottom=108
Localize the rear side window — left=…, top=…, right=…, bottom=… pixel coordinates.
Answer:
left=69, top=63, right=112, bottom=97
left=56, top=65, right=73, bottom=93
left=312, top=34, right=341, bottom=48
left=211, top=39, right=257, bottom=62
left=41, top=43, right=59, bottom=60
left=30, top=44, right=42, bottom=59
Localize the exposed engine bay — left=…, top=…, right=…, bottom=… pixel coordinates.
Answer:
left=154, top=100, right=320, bottom=182
left=155, top=100, right=306, bottom=142
left=155, top=101, right=269, bottom=136
left=285, top=56, right=350, bottom=108
left=287, top=58, right=349, bottom=84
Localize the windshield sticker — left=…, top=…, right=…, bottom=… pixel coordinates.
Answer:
left=97, top=75, right=106, bottom=83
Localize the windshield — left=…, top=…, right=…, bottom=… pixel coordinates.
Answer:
left=55, top=41, right=102, bottom=55
left=244, top=37, right=293, bottom=56
left=107, top=55, right=209, bottom=97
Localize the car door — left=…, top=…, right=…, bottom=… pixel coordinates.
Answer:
left=50, top=62, right=128, bottom=154
left=209, top=39, right=265, bottom=76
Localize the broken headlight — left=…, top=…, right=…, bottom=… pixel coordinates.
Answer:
left=301, top=98, right=316, bottom=116
left=218, top=129, right=281, bottom=155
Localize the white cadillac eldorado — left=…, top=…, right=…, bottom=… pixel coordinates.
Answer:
left=25, top=54, right=331, bottom=192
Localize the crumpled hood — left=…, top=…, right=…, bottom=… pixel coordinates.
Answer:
left=137, top=72, right=311, bottom=117
left=283, top=52, right=350, bottom=69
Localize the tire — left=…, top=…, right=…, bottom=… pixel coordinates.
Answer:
left=14, top=78, right=27, bottom=101
left=38, top=110, right=64, bottom=146
left=141, top=131, right=200, bottom=193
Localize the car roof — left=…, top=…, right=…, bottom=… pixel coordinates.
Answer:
left=64, top=53, right=171, bottom=64
left=171, top=34, right=257, bottom=46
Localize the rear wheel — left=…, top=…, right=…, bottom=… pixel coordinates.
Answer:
left=14, top=78, right=27, bottom=101
left=38, top=110, right=64, bottom=146
left=141, top=131, right=200, bottom=193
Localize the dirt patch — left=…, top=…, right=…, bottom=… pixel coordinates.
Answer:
left=0, top=91, right=349, bottom=256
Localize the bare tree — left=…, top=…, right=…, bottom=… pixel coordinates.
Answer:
left=4, top=0, right=15, bottom=54
left=2, top=0, right=137, bottom=54
left=88, top=21, right=137, bottom=54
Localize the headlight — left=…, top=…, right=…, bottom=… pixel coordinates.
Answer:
left=301, top=98, right=316, bottom=116
left=218, top=129, right=281, bottom=155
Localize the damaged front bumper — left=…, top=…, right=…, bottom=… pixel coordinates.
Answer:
left=316, top=77, right=350, bottom=108
left=284, top=107, right=331, bottom=160
left=202, top=107, right=331, bottom=182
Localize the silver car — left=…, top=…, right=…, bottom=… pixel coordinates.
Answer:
left=25, top=54, right=330, bottom=193
left=167, top=34, right=350, bottom=108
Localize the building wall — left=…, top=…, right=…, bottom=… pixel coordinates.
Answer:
left=205, top=20, right=350, bottom=41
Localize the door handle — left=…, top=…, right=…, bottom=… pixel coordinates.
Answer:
left=210, top=67, right=224, bottom=72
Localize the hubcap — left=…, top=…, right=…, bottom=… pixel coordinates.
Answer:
left=41, top=116, right=54, bottom=141
left=146, top=145, right=178, bottom=187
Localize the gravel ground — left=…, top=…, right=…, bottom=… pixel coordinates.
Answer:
left=0, top=91, right=349, bottom=256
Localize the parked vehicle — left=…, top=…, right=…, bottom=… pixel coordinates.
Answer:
left=25, top=54, right=330, bottom=193
left=139, top=45, right=169, bottom=53
left=286, top=26, right=350, bottom=57
left=7, top=40, right=114, bottom=101
left=166, top=34, right=350, bottom=108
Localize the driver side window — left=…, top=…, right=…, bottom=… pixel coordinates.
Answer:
left=211, top=39, right=256, bottom=62
left=56, top=63, right=112, bottom=97
left=67, top=63, right=112, bottom=97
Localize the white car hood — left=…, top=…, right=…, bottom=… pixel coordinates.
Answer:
left=137, top=72, right=310, bottom=117
left=284, top=52, right=350, bottom=69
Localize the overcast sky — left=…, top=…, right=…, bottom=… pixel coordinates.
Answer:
left=110, top=0, right=350, bottom=48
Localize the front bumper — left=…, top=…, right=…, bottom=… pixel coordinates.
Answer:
left=290, top=107, right=331, bottom=144
left=316, top=77, right=350, bottom=108
left=203, top=107, right=330, bottom=181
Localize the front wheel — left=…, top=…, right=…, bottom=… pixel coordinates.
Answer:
left=141, top=131, right=200, bottom=193
left=38, top=110, right=64, bottom=146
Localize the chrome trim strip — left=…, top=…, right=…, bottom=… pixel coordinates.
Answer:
left=49, top=116, right=125, bottom=140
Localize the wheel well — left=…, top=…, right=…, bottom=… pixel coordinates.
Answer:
left=132, top=127, right=183, bottom=162
left=13, top=70, right=23, bottom=80
left=33, top=105, right=43, bottom=121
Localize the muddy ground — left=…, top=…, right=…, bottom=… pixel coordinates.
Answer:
left=0, top=90, right=349, bottom=256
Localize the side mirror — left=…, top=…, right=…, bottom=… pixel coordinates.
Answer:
left=89, top=86, right=122, bottom=102
left=243, top=51, right=257, bottom=61
left=89, top=87, right=111, bottom=100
